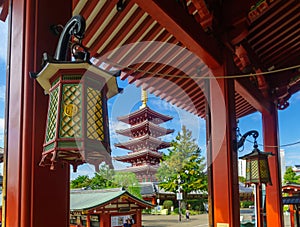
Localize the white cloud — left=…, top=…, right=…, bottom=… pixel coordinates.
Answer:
left=0, top=20, right=8, bottom=62
left=109, top=118, right=129, bottom=142
left=0, top=118, right=4, bottom=147
left=0, top=85, right=5, bottom=101
left=0, top=118, right=3, bottom=131
left=70, top=163, right=96, bottom=179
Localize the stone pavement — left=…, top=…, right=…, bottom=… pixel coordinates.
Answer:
left=142, top=214, right=209, bottom=227
left=142, top=214, right=292, bottom=227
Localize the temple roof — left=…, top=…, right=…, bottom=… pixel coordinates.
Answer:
left=117, top=106, right=173, bottom=125
left=282, top=184, right=300, bottom=193
left=71, top=0, right=300, bottom=118
left=115, top=120, right=174, bottom=138
left=70, top=188, right=153, bottom=211
left=116, top=164, right=159, bottom=173
left=114, top=149, right=163, bottom=162
left=114, top=134, right=171, bottom=151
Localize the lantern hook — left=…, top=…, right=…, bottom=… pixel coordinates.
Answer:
left=54, top=15, right=86, bottom=61
left=236, top=129, right=259, bottom=151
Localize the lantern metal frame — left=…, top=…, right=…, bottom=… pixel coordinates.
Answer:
left=30, top=15, right=120, bottom=171
left=237, top=129, right=273, bottom=186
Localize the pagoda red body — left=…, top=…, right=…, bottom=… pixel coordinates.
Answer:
left=114, top=106, right=174, bottom=182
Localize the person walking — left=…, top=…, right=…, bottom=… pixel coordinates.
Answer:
left=185, top=209, right=190, bottom=221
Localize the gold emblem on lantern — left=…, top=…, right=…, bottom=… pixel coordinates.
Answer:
left=64, top=104, right=78, bottom=117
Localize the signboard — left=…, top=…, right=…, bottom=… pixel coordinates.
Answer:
left=111, top=215, right=131, bottom=227
left=176, top=193, right=183, bottom=200
left=217, top=223, right=229, bottom=227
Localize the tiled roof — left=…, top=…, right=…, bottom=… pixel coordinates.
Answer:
left=114, top=150, right=163, bottom=161
left=139, top=182, right=158, bottom=195
left=70, top=188, right=153, bottom=211
left=117, top=106, right=173, bottom=124
left=282, top=196, right=300, bottom=205
left=116, top=165, right=159, bottom=173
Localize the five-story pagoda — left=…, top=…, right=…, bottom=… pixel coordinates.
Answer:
left=114, top=90, right=174, bottom=182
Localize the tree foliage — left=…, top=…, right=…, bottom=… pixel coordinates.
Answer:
left=113, top=172, right=142, bottom=198
left=70, top=175, right=91, bottom=189
left=239, top=176, right=246, bottom=183
left=284, top=167, right=300, bottom=184
left=156, top=126, right=207, bottom=196
left=70, top=164, right=142, bottom=198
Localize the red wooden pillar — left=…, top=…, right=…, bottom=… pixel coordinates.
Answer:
left=255, top=185, right=264, bottom=227
left=5, top=0, right=71, bottom=227
left=207, top=51, right=240, bottom=226
left=99, top=213, right=110, bottom=227
left=290, top=204, right=295, bottom=226
left=262, top=104, right=283, bottom=226
left=151, top=197, right=156, bottom=205
left=86, top=214, right=91, bottom=227
left=136, top=210, right=142, bottom=227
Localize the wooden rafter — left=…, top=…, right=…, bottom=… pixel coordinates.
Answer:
left=133, top=0, right=222, bottom=69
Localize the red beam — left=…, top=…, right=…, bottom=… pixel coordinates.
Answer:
left=133, top=0, right=222, bottom=69
left=234, top=78, right=271, bottom=114
left=0, top=0, right=8, bottom=21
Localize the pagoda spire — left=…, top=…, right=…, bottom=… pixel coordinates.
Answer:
left=140, top=89, right=148, bottom=109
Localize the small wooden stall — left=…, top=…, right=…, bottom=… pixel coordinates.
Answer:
left=282, top=184, right=300, bottom=227
left=70, top=188, right=154, bottom=227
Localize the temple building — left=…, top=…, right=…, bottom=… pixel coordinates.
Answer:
left=114, top=90, right=174, bottom=182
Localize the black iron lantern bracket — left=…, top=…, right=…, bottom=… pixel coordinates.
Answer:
left=236, top=129, right=259, bottom=151
left=30, top=15, right=121, bottom=85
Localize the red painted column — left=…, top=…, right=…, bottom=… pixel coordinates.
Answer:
left=99, top=213, right=110, bottom=227
left=151, top=197, right=156, bottom=205
left=290, top=205, right=295, bottom=226
left=207, top=51, right=239, bottom=226
left=5, top=0, right=71, bottom=227
left=262, top=104, right=283, bottom=226
left=86, top=214, right=91, bottom=227
left=136, top=210, right=142, bottom=227
left=256, top=185, right=264, bottom=227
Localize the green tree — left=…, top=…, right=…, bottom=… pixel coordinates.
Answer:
left=70, top=165, right=142, bottom=197
left=157, top=126, right=207, bottom=200
left=113, top=172, right=141, bottom=198
left=70, top=175, right=91, bottom=189
left=284, top=167, right=299, bottom=184
left=239, top=176, right=246, bottom=183
left=89, top=172, right=118, bottom=189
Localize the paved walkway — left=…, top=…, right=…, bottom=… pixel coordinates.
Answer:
left=142, top=214, right=209, bottom=227
left=142, top=214, right=291, bottom=227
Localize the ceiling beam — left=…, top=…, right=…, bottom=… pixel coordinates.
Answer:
left=0, top=0, right=8, bottom=21
left=133, top=0, right=222, bottom=70
left=235, top=78, right=272, bottom=115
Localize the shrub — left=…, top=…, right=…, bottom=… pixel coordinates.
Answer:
left=240, top=201, right=254, bottom=208
left=163, top=200, right=173, bottom=211
left=173, top=208, right=179, bottom=214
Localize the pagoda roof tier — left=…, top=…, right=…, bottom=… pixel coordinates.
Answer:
left=115, top=120, right=174, bottom=138
left=114, top=135, right=171, bottom=151
left=117, top=165, right=159, bottom=173
left=114, top=150, right=163, bottom=162
left=117, top=106, right=173, bottom=125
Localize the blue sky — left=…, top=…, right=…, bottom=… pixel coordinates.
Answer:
left=0, top=19, right=299, bottom=178
left=0, top=19, right=7, bottom=148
